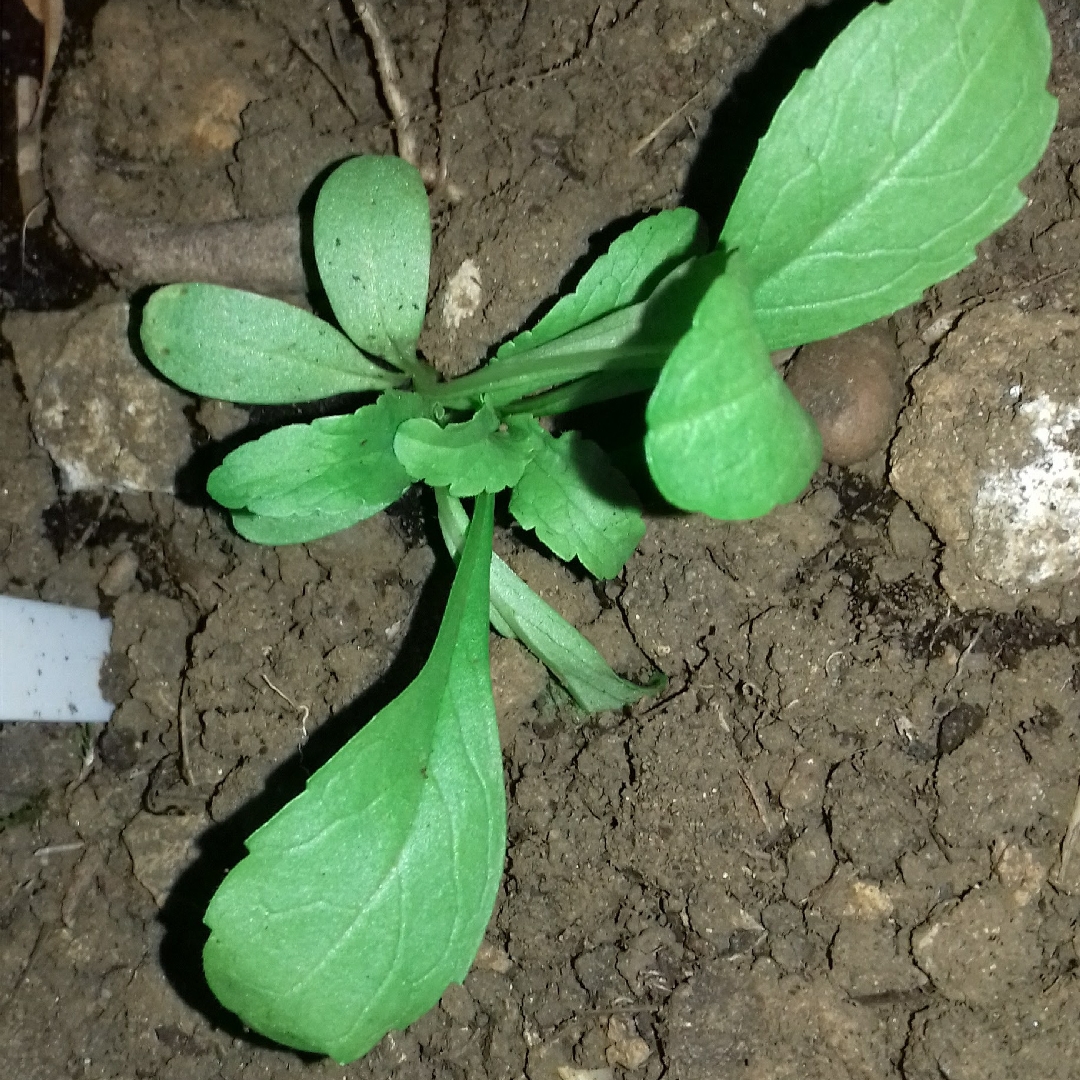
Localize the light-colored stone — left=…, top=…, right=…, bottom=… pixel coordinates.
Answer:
left=11, top=301, right=192, bottom=494
left=441, top=258, right=484, bottom=329
left=891, top=303, right=1080, bottom=615
left=605, top=1017, right=651, bottom=1069
left=993, top=840, right=1048, bottom=908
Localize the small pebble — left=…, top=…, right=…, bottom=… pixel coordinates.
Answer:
left=606, top=1017, right=651, bottom=1069
left=937, top=703, right=985, bottom=756
left=473, top=940, right=513, bottom=974
left=785, top=324, right=904, bottom=465
left=100, top=549, right=139, bottom=596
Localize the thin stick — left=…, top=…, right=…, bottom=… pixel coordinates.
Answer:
left=1057, top=776, right=1080, bottom=884
left=286, top=28, right=361, bottom=124
left=70, top=492, right=111, bottom=553
left=65, top=725, right=98, bottom=795
left=354, top=0, right=420, bottom=168
left=326, top=16, right=352, bottom=95
left=942, top=621, right=987, bottom=695
left=34, top=841, right=84, bottom=857
left=21, top=199, right=48, bottom=261
left=630, top=86, right=706, bottom=157
left=262, top=674, right=311, bottom=746
left=177, top=698, right=195, bottom=786
left=738, top=768, right=774, bottom=832
left=30, top=0, right=66, bottom=130
left=16, top=75, right=47, bottom=229
left=61, top=844, right=101, bottom=929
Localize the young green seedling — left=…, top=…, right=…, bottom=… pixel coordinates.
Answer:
left=140, top=0, right=1054, bottom=1063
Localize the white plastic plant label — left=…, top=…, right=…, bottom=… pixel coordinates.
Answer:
left=0, top=595, right=113, bottom=722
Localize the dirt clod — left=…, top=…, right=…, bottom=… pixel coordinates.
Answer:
left=785, top=323, right=905, bottom=465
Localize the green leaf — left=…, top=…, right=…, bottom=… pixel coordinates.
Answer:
left=497, top=208, right=703, bottom=360
left=393, top=404, right=536, bottom=496
left=208, top=391, right=425, bottom=541
left=644, top=261, right=821, bottom=520
left=437, top=491, right=661, bottom=712
left=141, top=284, right=403, bottom=404
left=314, top=156, right=431, bottom=368
left=721, top=0, right=1057, bottom=350
left=229, top=507, right=374, bottom=546
left=430, top=257, right=719, bottom=415
left=203, top=492, right=503, bottom=1064
left=509, top=429, right=645, bottom=579
left=487, top=556, right=662, bottom=711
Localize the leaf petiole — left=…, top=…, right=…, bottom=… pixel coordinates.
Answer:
left=499, top=366, right=661, bottom=417
left=422, top=306, right=669, bottom=412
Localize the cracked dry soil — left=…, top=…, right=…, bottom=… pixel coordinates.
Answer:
left=3, top=1, right=1080, bottom=1078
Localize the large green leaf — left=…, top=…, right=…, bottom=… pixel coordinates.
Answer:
left=393, top=404, right=536, bottom=496
left=509, top=429, right=645, bottom=579
left=722, top=0, right=1057, bottom=350
left=141, top=284, right=403, bottom=404
left=645, top=262, right=821, bottom=520
left=437, top=491, right=661, bottom=712
left=203, top=492, right=503, bottom=1063
left=206, top=392, right=424, bottom=541
left=314, top=156, right=431, bottom=369
left=497, top=208, right=703, bottom=360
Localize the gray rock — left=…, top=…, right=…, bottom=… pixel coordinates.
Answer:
left=10, top=301, right=192, bottom=494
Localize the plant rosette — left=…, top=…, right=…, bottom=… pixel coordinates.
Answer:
left=140, top=0, right=1055, bottom=1063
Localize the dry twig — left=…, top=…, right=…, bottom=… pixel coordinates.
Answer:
left=351, top=2, right=455, bottom=194
left=284, top=24, right=362, bottom=124
left=1056, top=776, right=1080, bottom=885
left=629, top=86, right=707, bottom=157
left=262, top=673, right=311, bottom=748
left=738, top=768, right=775, bottom=832
left=16, top=0, right=65, bottom=229
left=353, top=0, right=422, bottom=169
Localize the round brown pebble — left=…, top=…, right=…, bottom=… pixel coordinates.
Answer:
left=784, top=325, right=905, bottom=465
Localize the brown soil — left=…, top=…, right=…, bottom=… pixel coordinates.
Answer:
left=2, top=2, right=1080, bottom=1078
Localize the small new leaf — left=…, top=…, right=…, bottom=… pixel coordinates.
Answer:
left=208, top=391, right=425, bottom=542
left=141, top=283, right=403, bottom=404
left=314, top=156, right=431, bottom=368
left=437, top=491, right=661, bottom=712
left=203, top=493, right=504, bottom=1064
left=722, top=0, right=1057, bottom=350
left=393, top=404, right=536, bottom=496
left=645, top=261, right=821, bottom=519
left=498, top=208, right=703, bottom=360
left=509, top=429, right=645, bottom=579
left=487, top=554, right=662, bottom=710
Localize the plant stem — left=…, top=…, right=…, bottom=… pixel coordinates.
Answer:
left=418, top=303, right=647, bottom=408
left=423, top=345, right=661, bottom=410
left=407, top=357, right=440, bottom=394
left=499, top=367, right=661, bottom=417
left=390, top=349, right=436, bottom=387
left=420, top=301, right=678, bottom=413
